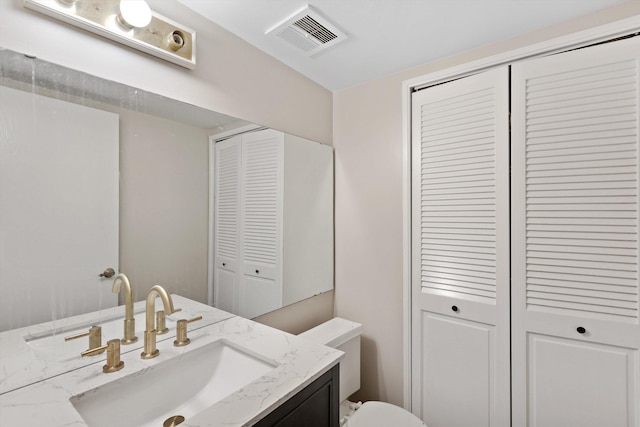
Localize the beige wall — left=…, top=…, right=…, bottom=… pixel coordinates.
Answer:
left=119, top=110, right=210, bottom=303
left=254, top=290, right=335, bottom=335
left=333, top=1, right=640, bottom=406
left=0, top=0, right=334, bottom=331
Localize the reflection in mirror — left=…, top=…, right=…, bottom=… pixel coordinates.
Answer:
left=212, top=128, right=333, bottom=319
left=0, top=48, right=334, bottom=333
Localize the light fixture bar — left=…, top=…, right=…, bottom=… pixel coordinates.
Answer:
left=23, top=0, right=196, bottom=69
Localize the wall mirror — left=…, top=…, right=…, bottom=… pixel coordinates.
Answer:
left=0, top=47, right=334, bottom=336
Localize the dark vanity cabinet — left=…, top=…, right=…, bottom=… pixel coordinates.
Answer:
left=254, top=364, right=339, bottom=427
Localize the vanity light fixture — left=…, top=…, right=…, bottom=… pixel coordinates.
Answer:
left=23, top=0, right=196, bottom=69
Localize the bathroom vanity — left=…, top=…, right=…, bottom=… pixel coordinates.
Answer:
left=0, top=297, right=343, bottom=426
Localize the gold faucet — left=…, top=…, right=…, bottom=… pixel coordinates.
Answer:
left=112, top=273, right=138, bottom=344
left=156, top=308, right=182, bottom=335
left=65, top=325, right=104, bottom=355
left=82, top=339, right=125, bottom=373
left=141, top=285, right=176, bottom=359
left=174, top=316, right=203, bottom=347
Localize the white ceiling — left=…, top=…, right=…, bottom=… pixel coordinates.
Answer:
left=178, top=0, right=629, bottom=91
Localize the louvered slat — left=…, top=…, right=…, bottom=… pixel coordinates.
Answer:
left=215, top=144, right=239, bottom=259
left=242, top=137, right=280, bottom=265
left=524, top=59, right=639, bottom=320
left=420, top=87, right=499, bottom=301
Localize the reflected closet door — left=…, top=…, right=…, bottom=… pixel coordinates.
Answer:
left=239, top=129, right=284, bottom=319
left=411, top=66, right=511, bottom=427
left=511, top=36, right=640, bottom=427
left=214, top=136, right=242, bottom=313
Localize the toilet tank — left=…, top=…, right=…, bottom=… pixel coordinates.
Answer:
left=298, top=317, right=363, bottom=402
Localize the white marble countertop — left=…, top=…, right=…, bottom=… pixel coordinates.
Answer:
left=0, top=295, right=234, bottom=394
left=0, top=315, right=343, bottom=427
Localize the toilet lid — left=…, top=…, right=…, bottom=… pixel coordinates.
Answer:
left=345, top=401, right=427, bottom=427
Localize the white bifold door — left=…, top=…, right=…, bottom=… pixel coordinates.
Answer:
left=412, top=35, right=640, bottom=427
left=213, top=137, right=242, bottom=314
left=239, top=130, right=284, bottom=318
left=511, top=37, right=640, bottom=427
left=411, top=66, right=511, bottom=427
left=214, top=129, right=284, bottom=318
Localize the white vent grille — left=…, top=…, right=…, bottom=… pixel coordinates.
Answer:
left=293, top=15, right=338, bottom=44
left=266, top=5, right=347, bottom=56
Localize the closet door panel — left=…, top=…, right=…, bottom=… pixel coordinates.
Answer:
left=511, top=36, right=640, bottom=426
left=214, top=137, right=242, bottom=313
left=411, top=66, right=510, bottom=426
left=239, top=130, right=284, bottom=318
left=215, top=268, right=236, bottom=313
left=528, top=333, right=637, bottom=427
left=242, top=275, right=283, bottom=319
left=420, top=311, right=495, bottom=427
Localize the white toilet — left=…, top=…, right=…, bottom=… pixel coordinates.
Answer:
left=298, top=317, right=426, bottom=427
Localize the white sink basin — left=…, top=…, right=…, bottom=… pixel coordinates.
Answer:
left=70, top=339, right=278, bottom=427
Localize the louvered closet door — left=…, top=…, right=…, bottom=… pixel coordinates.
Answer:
left=239, top=129, right=284, bottom=318
left=511, top=36, right=640, bottom=427
left=411, top=66, right=510, bottom=427
left=214, top=137, right=242, bottom=313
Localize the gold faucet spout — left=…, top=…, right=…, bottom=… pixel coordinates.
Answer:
left=145, top=285, right=175, bottom=332
left=112, top=273, right=138, bottom=344
left=141, top=285, right=175, bottom=359
left=112, top=273, right=134, bottom=321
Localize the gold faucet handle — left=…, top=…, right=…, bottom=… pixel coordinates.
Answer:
left=173, top=316, right=203, bottom=347
left=65, top=326, right=104, bottom=355
left=82, top=339, right=125, bottom=373
left=156, top=308, right=182, bottom=335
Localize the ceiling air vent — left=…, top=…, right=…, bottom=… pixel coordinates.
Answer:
left=265, top=6, right=347, bottom=56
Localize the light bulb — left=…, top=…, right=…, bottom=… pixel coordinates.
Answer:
left=117, top=0, right=152, bottom=29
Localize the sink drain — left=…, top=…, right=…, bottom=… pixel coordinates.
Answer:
left=163, top=415, right=185, bottom=427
